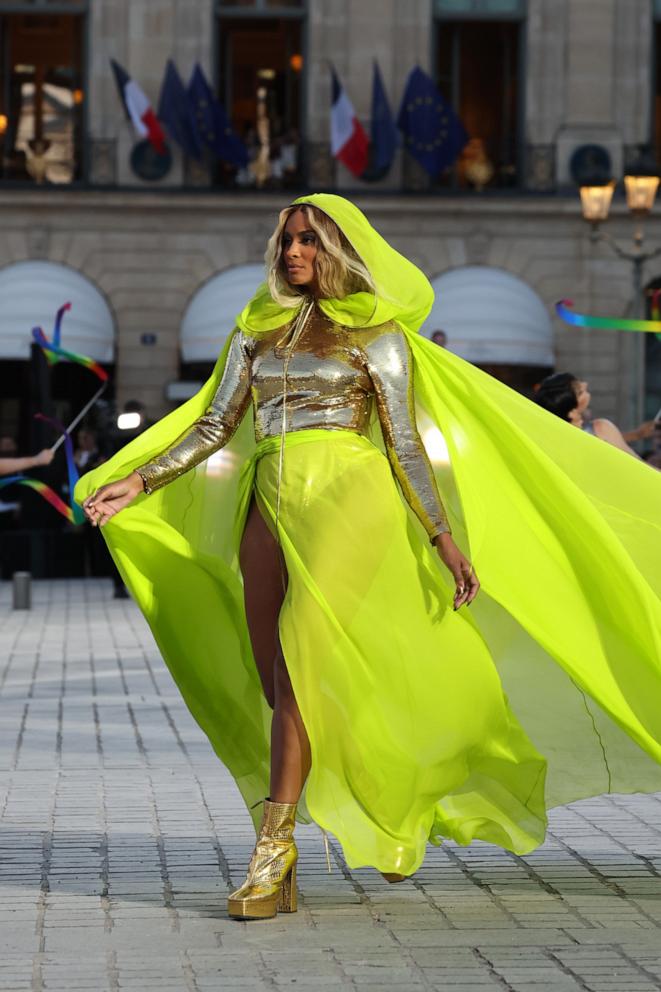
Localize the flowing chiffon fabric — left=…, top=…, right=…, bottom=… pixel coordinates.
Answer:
left=248, top=429, right=548, bottom=871
left=74, top=194, right=661, bottom=873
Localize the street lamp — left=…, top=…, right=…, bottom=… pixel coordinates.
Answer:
left=578, top=156, right=661, bottom=426
left=624, top=171, right=660, bottom=217
left=579, top=180, right=615, bottom=225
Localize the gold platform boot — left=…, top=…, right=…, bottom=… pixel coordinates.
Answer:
left=227, top=799, right=298, bottom=920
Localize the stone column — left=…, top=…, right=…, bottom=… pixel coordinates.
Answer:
left=305, top=0, right=430, bottom=190
left=87, top=0, right=129, bottom=184
left=555, top=0, right=621, bottom=185
left=87, top=0, right=213, bottom=188
left=524, top=0, right=567, bottom=190
left=306, top=0, right=348, bottom=188
left=613, top=0, right=652, bottom=156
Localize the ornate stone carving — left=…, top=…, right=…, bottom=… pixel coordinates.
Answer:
left=466, top=230, right=491, bottom=266
left=401, top=153, right=430, bottom=192
left=27, top=226, right=50, bottom=259
left=184, top=155, right=212, bottom=188
left=525, top=144, right=556, bottom=192
left=89, top=139, right=117, bottom=186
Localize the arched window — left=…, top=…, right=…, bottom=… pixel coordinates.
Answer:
left=422, top=264, right=553, bottom=393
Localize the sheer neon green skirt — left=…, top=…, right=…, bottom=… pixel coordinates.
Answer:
left=241, top=429, right=547, bottom=873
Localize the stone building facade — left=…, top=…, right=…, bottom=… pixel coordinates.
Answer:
left=1, top=0, right=660, bottom=437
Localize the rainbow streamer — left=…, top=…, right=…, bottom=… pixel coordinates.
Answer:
left=32, top=302, right=108, bottom=381
left=556, top=299, right=661, bottom=340
left=651, top=288, right=661, bottom=324
left=0, top=475, right=76, bottom=524
left=35, top=413, right=85, bottom=524
left=52, top=300, right=69, bottom=348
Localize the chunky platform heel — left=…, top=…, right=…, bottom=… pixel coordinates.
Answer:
left=277, top=863, right=297, bottom=912
left=227, top=798, right=298, bottom=920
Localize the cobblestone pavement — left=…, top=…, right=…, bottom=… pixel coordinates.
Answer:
left=1, top=579, right=661, bottom=992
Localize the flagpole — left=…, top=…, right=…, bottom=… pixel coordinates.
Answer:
left=50, top=382, right=108, bottom=453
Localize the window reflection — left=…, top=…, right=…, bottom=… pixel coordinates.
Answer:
left=217, top=14, right=303, bottom=189
left=0, top=13, right=85, bottom=184
left=436, top=17, right=522, bottom=189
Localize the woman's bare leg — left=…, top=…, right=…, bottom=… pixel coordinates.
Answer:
left=269, top=639, right=311, bottom=803
left=239, top=498, right=311, bottom=804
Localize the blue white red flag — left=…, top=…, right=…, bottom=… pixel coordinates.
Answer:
left=330, top=67, right=369, bottom=178
left=110, top=58, right=166, bottom=155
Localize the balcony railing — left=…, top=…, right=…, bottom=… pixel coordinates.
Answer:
left=0, top=137, right=558, bottom=194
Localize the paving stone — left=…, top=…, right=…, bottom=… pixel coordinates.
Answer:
left=1, top=578, right=660, bottom=992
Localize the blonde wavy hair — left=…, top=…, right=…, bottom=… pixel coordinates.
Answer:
left=265, top=203, right=375, bottom=308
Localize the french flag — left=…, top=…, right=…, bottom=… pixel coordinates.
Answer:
left=330, top=67, right=369, bottom=178
left=111, top=59, right=166, bottom=155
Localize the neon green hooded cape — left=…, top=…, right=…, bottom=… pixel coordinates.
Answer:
left=75, top=194, right=661, bottom=872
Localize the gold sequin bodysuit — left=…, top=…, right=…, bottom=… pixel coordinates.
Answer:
left=136, top=309, right=450, bottom=539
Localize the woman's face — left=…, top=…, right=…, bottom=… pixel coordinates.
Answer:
left=573, top=379, right=591, bottom=413
left=282, top=209, right=318, bottom=288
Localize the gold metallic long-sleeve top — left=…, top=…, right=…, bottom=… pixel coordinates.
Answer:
left=136, top=309, right=450, bottom=539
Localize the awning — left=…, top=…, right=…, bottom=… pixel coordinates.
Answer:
left=0, top=260, right=115, bottom=362
left=181, top=264, right=265, bottom=362
left=422, top=265, right=554, bottom=366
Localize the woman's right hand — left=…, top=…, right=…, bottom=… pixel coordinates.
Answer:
left=82, top=471, right=144, bottom=527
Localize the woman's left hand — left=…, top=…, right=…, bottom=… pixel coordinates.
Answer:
left=433, top=532, right=480, bottom=610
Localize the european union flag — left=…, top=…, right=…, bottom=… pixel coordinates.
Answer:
left=371, top=60, right=399, bottom=174
left=396, top=66, right=467, bottom=177
left=158, top=60, right=203, bottom=161
left=188, top=64, right=249, bottom=170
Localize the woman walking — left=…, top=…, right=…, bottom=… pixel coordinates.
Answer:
left=78, top=194, right=661, bottom=921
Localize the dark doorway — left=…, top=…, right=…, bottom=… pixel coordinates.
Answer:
left=216, top=14, right=304, bottom=188
left=436, top=18, right=522, bottom=189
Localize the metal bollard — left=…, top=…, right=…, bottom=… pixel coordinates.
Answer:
left=12, top=571, right=32, bottom=610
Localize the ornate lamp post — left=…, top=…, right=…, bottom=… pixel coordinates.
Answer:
left=579, top=158, right=661, bottom=425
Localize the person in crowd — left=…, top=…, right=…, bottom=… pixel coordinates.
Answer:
left=74, top=428, right=104, bottom=471
left=533, top=372, right=654, bottom=459
left=431, top=329, right=447, bottom=348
